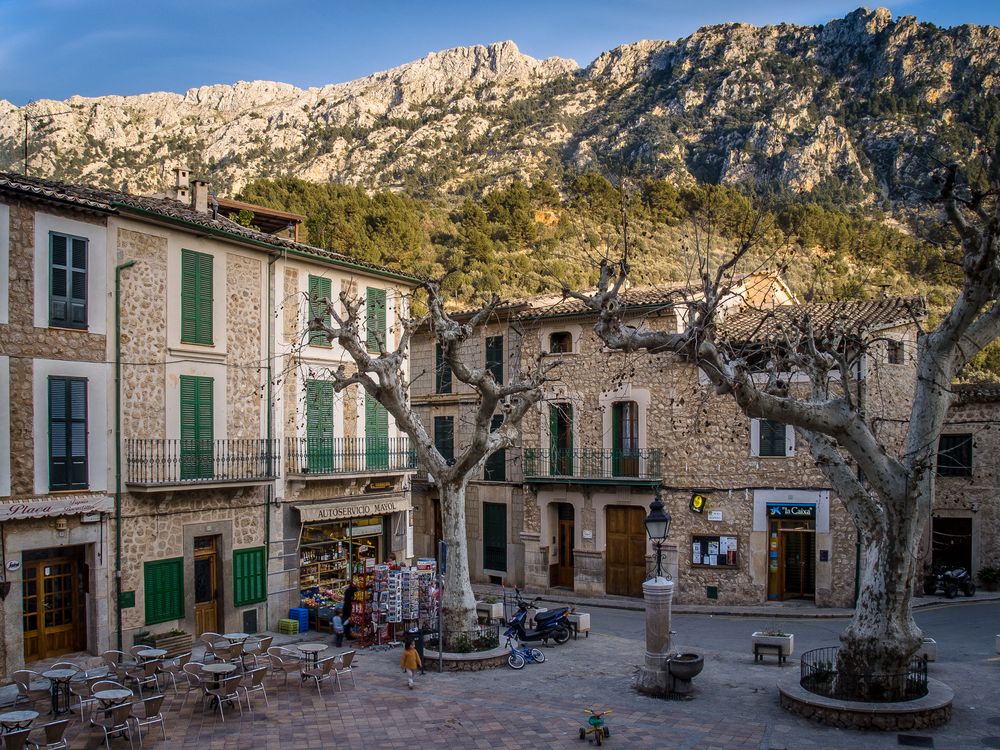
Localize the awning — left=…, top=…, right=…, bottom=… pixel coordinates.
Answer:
left=294, top=493, right=411, bottom=523
left=0, top=494, right=113, bottom=522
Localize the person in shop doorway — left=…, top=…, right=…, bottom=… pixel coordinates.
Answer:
left=401, top=639, right=422, bottom=689
left=342, top=579, right=357, bottom=640
left=333, top=605, right=345, bottom=648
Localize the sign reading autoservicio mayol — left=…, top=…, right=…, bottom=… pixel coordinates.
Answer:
left=0, top=494, right=114, bottom=522
left=296, top=495, right=411, bottom=523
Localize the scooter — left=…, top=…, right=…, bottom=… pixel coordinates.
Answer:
left=923, top=565, right=976, bottom=598
left=507, top=591, right=572, bottom=644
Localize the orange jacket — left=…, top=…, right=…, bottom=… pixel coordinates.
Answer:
left=400, top=648, right=422, bottom=670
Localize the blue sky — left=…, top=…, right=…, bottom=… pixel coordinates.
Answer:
left=1, top=0, right=998, bottom=105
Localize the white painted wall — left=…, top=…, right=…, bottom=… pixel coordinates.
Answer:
left=32, top=212, right=107, bottom=334
left=32, top=358, right=110, bottom=494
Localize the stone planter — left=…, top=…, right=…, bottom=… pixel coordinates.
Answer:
left=476, top=601, right=504, bottom=622
left=138, top=632, right=194, bottom=658
left=918, top=637, right=937, bottom=662
left=567, top=612, right=590, bottom=638
left=752, top=632, right=794, bottom=660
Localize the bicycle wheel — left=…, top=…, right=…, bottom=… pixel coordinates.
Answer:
left=529, top=648, right=545, bottom=663
left=508, top=651, right=526, bottom=669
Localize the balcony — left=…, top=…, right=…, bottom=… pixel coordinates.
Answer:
left=285, top=437, right=416, bottom=477
left=125, top=439, right=279, bottom=491
left=523, top=448, right=663, bottom=485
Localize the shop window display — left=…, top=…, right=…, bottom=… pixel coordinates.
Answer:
left=299, top=516, right=383, bottom=610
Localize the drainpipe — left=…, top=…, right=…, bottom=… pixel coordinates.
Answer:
left=115, top=259, right=136, bottom=651
left=265, top=253, right=278, bottom=629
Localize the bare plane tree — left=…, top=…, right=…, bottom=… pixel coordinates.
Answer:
left=311, top=281, right=557, bottom=632
left=566, top=165, right=1000, bottom=699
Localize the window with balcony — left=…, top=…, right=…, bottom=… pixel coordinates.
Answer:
left=306, top=379, right=334, bottom=472
left=181, top=249, right=213, bottom=345
left=180, top=375, right=214, bottom=480
left=365, top=394, right=389, bottom=470
left=549, top=403, right=573, bottom=475
left=937, top=433, right=973, bottom=476
left=49, top=376, right=88, bottom=490
left=612, top=401, right=639, bottom=476
left=49, top=232, right=87, bottom=329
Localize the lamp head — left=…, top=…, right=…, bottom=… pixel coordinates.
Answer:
left=644, top=487, right=671, bottom=542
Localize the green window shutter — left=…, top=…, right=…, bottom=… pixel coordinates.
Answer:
left=49, top=232, right=87, bottom=328
left=484, top=414, right=505, bottom=481
left=485, top=336, right=504, bottom=384
left=759, top=419, right=786, bottom=457
left=49, top=376, right=89, bottom=490
left=434, top=416, right=454, bottom=463
left=366, top=287, right=387, bottom=352
left=435, top=344, right=452, bottom=393
left=365, top=394, right=389, bottom=469
left=308, top=275, right=332, bottom=346
left=306, top=379, right=334, bottom=471
left=144, top=557, right=184, bottom=625
left=233, top=547, right=267, bottom=607
left=181, top=249, right=213, bottom=345
left=549, top=404, right=573, bottom=476
left=483, top=502, right=508, bottom=571
left=180, top=375, right=214, bottom=479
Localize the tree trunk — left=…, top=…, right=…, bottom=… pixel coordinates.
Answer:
left=438, top=481, right=480, bottom=636
left=836, top=516, right=924, bottom=701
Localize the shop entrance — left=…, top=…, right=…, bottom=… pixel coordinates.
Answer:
left=551, top=503, right=575, bottom=588
left=766, top=503, right=817, bottom=600
left=22, top=547, right=87, bottom=662
left=931, top=516, right=973, bottom=571
left=299, top=516, right=385, bottom=605
left=606, top=506, right=646, bottom=597
left=194, top=536, right=221, bottom=637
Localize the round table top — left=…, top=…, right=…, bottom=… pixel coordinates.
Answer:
left=42, top=668, right=78, bottom=680
left=136, top=648, right=167, bottom=658
left=93, top=689, right=132, bottom=703
left=202, top=662, right=237, bottom=674
left=0, top=710, right=39, bottom=723
left=297, top=643, right=329, bottom=653
left=222, top=632, right=249, bottom=641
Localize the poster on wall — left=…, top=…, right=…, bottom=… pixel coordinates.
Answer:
left=692, top=541, right=702, bottom=564
left=691, top=534, right=739, bottom=568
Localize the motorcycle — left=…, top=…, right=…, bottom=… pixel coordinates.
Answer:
left=506, top=589, right=572, bottom=645
left=923, top=565, right=976, bottom=598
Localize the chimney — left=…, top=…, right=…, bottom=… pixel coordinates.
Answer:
left=192, top=180, right=209, bottom=213
left=173, top=167, right=190, bottom=203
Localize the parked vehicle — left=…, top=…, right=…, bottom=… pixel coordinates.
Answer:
left=579, top=708, right=612, bottom=745
left=923, top=565, right=976, bottom=598
left=506, top=589, right=572, bottom=645
left=503, top=634, right=546, bottom=669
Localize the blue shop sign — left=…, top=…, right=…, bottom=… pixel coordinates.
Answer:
left=767, top=503, right=816, bottom=520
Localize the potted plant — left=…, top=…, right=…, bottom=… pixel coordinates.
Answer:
left=978, top=566, right=1000, bottom=592
left=147, top=628, right=193, bottom=658
left=751, top=628, right=794, bottom=660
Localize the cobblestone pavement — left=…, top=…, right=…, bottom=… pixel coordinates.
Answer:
left=9, top=610, right=1000, bottom=749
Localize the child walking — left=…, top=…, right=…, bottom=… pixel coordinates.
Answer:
left=400, top=639, right=422, bottom=689
left=332, top=606, right=345, bottom=647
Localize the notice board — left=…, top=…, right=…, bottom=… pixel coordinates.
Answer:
left=691, top=534, right=739, bottom=568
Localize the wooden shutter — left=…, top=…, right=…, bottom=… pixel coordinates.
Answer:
left=306, top=379, right=334, bottom=471
left=482, top=502, right=507, bottom=571
left=49, top=377, right=88, bottom=490
left=144, top=557, right=184, bottom=625
left=486, top=336, right=504, bottom=384
left=365, top=394, right=389, bottom=469
left=366, top=287, right=387, bottom=352
left=233, top=547, right=266, bottom=607
left=308, top=275, right=332, bottom=346
left=484, top=414, right=505, bottom=481
left=435, top=344, right=452, bottom=393
left=181, top=249, right=213, bottom=344
left=549, top=403, right=573, bottom=475
left=434, top=416, right=454, bottom=463
left=180, top=375, right=214, bottom=479
left=759, top=419, right=786, bottom=457
left=49, top=233, right=87, bottom=328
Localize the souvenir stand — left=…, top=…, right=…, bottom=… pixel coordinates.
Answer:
left=367, top=558, right=438, bottom=647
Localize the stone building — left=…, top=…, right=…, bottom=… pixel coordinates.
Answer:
left=0, top=174, right=114, bottom=675
left=412, top=276, right=925, bottom=607
left=926, top=383, right=1000, bottom=581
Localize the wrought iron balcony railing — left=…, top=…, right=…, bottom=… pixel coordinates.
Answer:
left=285, top=436, right=416, bottom=476
left=522, top=448, right=663, bottom=483
left=125, top=439, right=279, bottom=486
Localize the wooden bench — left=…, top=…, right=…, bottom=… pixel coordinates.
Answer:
left=753, top=642, right=786, bottom=664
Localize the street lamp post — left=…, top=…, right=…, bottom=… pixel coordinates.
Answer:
left=637, top=487, right=674, bottom=696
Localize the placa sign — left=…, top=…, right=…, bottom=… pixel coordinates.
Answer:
left=707, top=510, right=723, bottom=522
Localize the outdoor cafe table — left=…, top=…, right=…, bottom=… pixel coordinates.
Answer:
left=41, top=668, right=77, bottom=716
left=136, top=648, right=167, bottom=661
left=0, top=710, right=38, bottom=732
left=93, top=689, right=132, bottom=707
left=297, top=643, right=328, bottom=666
left=222, top=632, right=249, bottom=643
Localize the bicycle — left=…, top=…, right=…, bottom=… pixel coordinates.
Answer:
left=505, top=636, right=545, bottom=669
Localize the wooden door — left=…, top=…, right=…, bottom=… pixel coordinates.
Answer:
left=194, top=537, right=220, bottom=636
left=553, top=514, right=575, bottom=588
left=780, top=529, right=815, bottom=599
left=606, top=506, right=647, bottom=597
left=22, top=557, right=85, bottom=661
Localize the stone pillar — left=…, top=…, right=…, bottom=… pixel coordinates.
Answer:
left=636, top=576, right=674, bottom=696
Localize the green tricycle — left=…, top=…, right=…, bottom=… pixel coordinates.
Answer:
left=579, top=708, right=612, bottom=745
